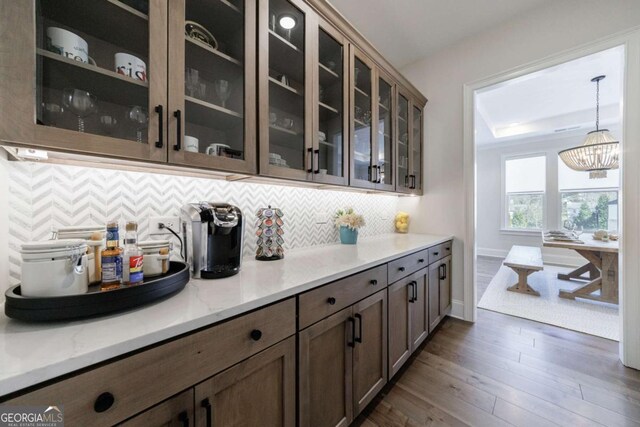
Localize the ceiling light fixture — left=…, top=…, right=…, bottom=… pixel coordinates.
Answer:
left=558, top=75, right=619, bottom=179
left=278, top=14, right=297, bottom=30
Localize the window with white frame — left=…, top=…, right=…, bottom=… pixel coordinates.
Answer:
left=504, top=155, right=546, bottom=230
left=558, top=161, right=619, bottom=232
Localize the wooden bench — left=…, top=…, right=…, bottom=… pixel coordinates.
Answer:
left=503, top=246, right=544, bottom=296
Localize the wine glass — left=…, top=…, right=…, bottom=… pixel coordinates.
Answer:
left=214, top=80, right=231, bottom=108
left=62, top=89, right=97, bottom=132
left=99, top=115, right=118, bottom=135
left=574, top=226, right=584, bottom=240
left=127, top=106, right=148, bottom=143
left=185, top=68, right=199, bottom=98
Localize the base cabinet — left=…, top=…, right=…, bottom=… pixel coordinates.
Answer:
left=388, top=268, right=428, bottom=378
left=195, top=336, right=296, bottom=427
left=429, top=255, right=452, bottom=332
left=299, top=290, right=387, bottom=427
left=118, top=390, right=194, bottom=427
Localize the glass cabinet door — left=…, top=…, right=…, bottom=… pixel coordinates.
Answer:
left=411, top=104, right=423, bottom=193
left=396, top=92, right=411, bottom=193
left=168, top=0, right=256, bottom=173
left=30, top=0, right=166, bottom=161
left=350, top=48, right=375, bottom=189
left=258, top=0, right=311, bottom=180
left=375, top=75, right=394, bottom=190
left=314, top=24, right=348, bottom=185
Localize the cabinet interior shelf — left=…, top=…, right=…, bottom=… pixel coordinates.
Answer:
left=270, top=124, right=299, bottom=136
left=319, top=102, right=339, bottom=114
left=378, top=103, right=389, bottom=112
left=217, top=0, right=242, bottom=14
left=319, top=139, right=335, bottom=147
left=269, top=30, right=302, bottom=54
left=354, top=86, right=370, bottom=98
left=354, top=118, right=370, bottom=128
left=186, top=95, right=242, bottom=118
left=269, top=77, right=302, bottom=96
left=398, top=115, right=407, bottom=123
left=319, top=63, right=339, bottom=79
left=37, top=48, right=149, bottom=88
left=185, top=36, right=242, bottom=67
left=107, top=0, right=148, bottom=20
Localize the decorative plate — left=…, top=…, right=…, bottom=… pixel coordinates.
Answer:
left=185, top=21, right=218, bottom=50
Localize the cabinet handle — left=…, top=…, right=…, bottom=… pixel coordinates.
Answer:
left=439, top=264, right=445, bottom=281
left=354, top=313, right=363, bottom=343
left=413, top=281, right=418, bottom=301
left=327, top=297, right=336, bottom=305
left=250, top=329, right=262, bottom=341
left=178, top=410, right=190, bottom=427
left=433, top=252, right=439, bottom=256
left=444, top=263, right=447, bottom=279
left=348, top=317, right=356, bottom=347
left=201, top=398, right=212, bottom=427
left=370, top=279, right=378, bottom=286
left=378, top=165, right=382, bottom=183
left=398, top=266, right=405, bottom=272
left=408, top=281, right=415, bottom=303
left=368, top=165, right=373, bottom=182
left=418, top=258, right=425, bottom=263
left=314, top=149, right=320, bottom=173
left=94, top=392, right=115, bottom=413
left=307, top=148, right=313, bottom=173
left=173, top=109, right=182, bottom=151
left=154, top=105, right=163, bottom=148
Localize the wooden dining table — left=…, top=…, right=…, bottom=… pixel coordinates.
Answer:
left=541, top=232, right=619, bottom=304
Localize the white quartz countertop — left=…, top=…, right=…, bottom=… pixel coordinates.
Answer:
left=0, top=233, right=452, bottom=396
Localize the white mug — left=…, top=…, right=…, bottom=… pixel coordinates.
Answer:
left=184, top=135, right=199, bottom=153
left=115, top=52, right=147, bottom=82
left=206, top=143, right=230, bottom=156
left=46, top=27, right=95, bottom=65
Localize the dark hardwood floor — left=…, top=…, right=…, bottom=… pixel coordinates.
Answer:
left=355, top=257, right=636, bottom=426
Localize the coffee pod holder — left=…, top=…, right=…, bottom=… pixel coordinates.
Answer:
left=255, top=205, right=284, bottom=261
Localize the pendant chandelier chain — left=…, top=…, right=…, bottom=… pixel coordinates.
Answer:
left=595, top=77, right=600, bottom=131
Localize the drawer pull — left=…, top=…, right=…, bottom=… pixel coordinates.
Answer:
left=354, top=313, right=363, bottom=343
left=201, top=398, right=212, bottom=427
left=398, top=266, right=406, bottom=272
left=418, top=258, right=425, bottom=263
left=178, top=411, right=190, bottom=427
left=250, top=329, right=263, bottom=341
left=94, top=392, right=115, bottom=413
left=408, top=281, right=416, bottom=303
left=327, top=297, right=336, bottom=305
left=370, top=279, right=378, bottom=286
left=446, top=247, right=450, bottom=251
left=348, top=317, right=356, bottom=347
left=433, top=252, right=439, bottom=256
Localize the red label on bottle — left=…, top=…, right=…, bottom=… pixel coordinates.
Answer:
left=129, top=255, right=144, bottom=283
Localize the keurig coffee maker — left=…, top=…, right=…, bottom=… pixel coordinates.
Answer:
left=181, top=203, right=244, bottom=279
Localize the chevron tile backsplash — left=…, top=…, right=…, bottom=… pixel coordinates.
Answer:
left=6, top=162, right=399, bottom=289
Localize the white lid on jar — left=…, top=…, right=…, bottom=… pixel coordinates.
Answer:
left=21, top=239, right=88, bottom=260
left=138, top=240, right=171, bottom=250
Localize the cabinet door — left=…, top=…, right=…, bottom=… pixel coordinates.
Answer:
left=258, top=0, right=313, bottom=180
left=374, top=72, right=395, bottom=191
left=349, top=46, right=376, bottom=189
left=410, top=102, right=423, bottom=194
left=410, top=269, right=428, bottom=350
left=352, top=291, right=387, bottom=415
left=428, top=261, right=441, bottom=332
left=119, top=389, right=194, bottom=427
left=387, top=278, right=411, bottom=378
left=195, top=336, right=296, bottom=427
left=313, top=19, right=348, bottom=185
left=1, top=0, right=167, bottom=161
left=439, top=255, right=452, bottom=315
left=395, top=90, right=412, bottom=193
left=299, top=307, right=354, bottom=427
left=168, top=0, right=257, bottom=174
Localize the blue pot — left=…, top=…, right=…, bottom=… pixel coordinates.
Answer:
left=339, top=226, right=358, bottom=244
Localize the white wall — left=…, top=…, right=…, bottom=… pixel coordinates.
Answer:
left=475, top=132, right=620, bottom=267
left=0, top=151, right=8, bottom=293
left=398, top=0, right=640, bottom=317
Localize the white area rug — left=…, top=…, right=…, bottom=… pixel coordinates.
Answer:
left=478, top=264, right=619, bottom=341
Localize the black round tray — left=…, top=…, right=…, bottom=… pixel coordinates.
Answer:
left=4, top=261, right=190, bottom=322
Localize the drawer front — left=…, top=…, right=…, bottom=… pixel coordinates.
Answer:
left=6, top=298, right=296, bottom=427
left=388, top=249, right=429, bottom=284
left=298, top=264, right=387, bottom=329
left=428, top=241, right=452, bottom=264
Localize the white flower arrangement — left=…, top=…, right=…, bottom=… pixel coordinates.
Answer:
left=334, top=208, right=365, bottom=230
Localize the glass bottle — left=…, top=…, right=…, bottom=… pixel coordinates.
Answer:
left=123, top=221, right=144, bottom=286
left=101, top=221, right=123, bottom=290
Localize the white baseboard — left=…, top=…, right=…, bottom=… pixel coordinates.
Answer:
left=477, top=247, right=582, bottom=267
left=450, top=299, right=465, bottom=320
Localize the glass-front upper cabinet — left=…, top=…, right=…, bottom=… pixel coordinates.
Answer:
left=410, top=103, right=423, bottom=193
left=349, top=47, right=376, bottom=189
left=314, top=21, right=348, bottom=185
left=0, top=1, right=167, bottom=161
left=374, top=73, right=394, bottom=191
left=258, top=0, right=312, bottom=180
left=396, top=91, right=411, bottom=193
left=168, top=0, right=256, bottom=174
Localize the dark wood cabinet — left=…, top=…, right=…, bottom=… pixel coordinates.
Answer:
left=118, top=390, right=194, bottom=427
left=429, top=252, right=452, bottom=332
left=195, top=336, right=296, bottom=427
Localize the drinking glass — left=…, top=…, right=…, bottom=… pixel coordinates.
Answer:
left=214, top=80, right=231, bottom=108
left=127, top=106, right=148, bottom=143
left=185, top=68, right=200, bottom=98
left=41, top=102, right=64, bottom=126
left=62, top=89, right=98, bottom=132
left=574, top=226, right=584, bottom=240
left=99, top=115, right=118, bottom=135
